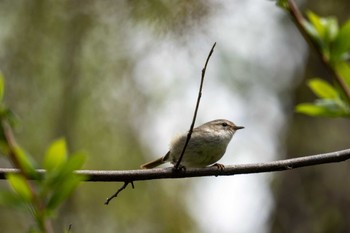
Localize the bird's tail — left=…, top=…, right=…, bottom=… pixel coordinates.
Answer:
left=140, top=152, right=169, bottom=169
left=140, top=157, right=165, bottom=169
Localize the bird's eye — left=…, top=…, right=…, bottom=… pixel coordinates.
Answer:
left=221, top=122, right=228, bottom=127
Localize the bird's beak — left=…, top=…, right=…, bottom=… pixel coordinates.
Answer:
left=234, top=126, right=244, bottom=130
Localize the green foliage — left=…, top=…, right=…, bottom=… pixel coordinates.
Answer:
left=295, top=11, right=350, bottom=118
left=13, top=144, right=39, bottom=177
left=0, top=71, right=4, bottom=102
left=43, top=138, right=68, bottom=172
left=332, top=19, right=350, bottom=60
left=0, top=137, right=86, bottom=231
left=41, top=139, right=86, bottom=215
left=0, top=74, right=19, bottom=153
left=6, top=174, right=33, bottom=202
left=0, top=73, right=86, bottom=232
left=302, top=11, right=350, bottom=64
left=304, top=11, right=338, bottom=60
left=308, top=78, right=338, bottom=98
left=277, top=5, right=350, bottom=117
left=276, top=0, right=288, bottom=10
left=334, top=61, right=350, bottom=87
left=296, top=79, right=350, bottom=117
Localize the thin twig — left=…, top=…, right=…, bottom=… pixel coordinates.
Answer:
left=1, top=148, right=350, bottom=182
left=2, top=120, right=25, bottom=172
left=287, top=0, right=350, bottom=101
left=175, top=42, right=217, bottom=169
left=104, top=181, right=134, bottom=205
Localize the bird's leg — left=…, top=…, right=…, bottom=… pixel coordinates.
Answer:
left=211, top=163, right=225, bottom=170
left=172, top=164, right=186, bottom=172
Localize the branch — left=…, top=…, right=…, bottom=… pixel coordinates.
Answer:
left=104, top=181, right=134, bottom=205
left=287, top=0, right=350, bottom=101
left=2, top=120, right=28, bottom=173
left=1, top=148, right=349, bottom=182
left=175, top=42, right=217, bottom=169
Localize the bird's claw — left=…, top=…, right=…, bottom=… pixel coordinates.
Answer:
left=212, top=163, right=225, bottom=170
left=172, top=164, right=186, bottom=172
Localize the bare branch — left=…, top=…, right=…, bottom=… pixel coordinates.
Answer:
left=104, top=181, right=134, bottom=205
left=1, top=148, right=349, bottom=182
left=175, top=42, right=217, bottom=169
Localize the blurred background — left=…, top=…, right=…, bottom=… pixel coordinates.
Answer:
left=0, top=0, right=350, bottom=232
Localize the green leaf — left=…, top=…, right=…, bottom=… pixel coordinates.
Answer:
left=308, top=78, right=339, bottom=99
left=13, top=145, right=38, bottom=177
left=296, top=99, right=350, bottom=117
left=303, top=20, right=321, bottom=44
left=6, top=174, right=32, bottom=202
left=334, top=61, right=350, bottom=88
left=5, top=109, right=19, bottom=127
left=48, top=152, right=85, bottom=180
left=332, top=18, right=350, bottom=58
left=63, top=153, right=86, bottom=172
left=316, top=98, right=348, bottom=111
left=0, top=71, right=4, bottom=102
left=46, top=175, right=83, bottom=211
left=305, top=11, right=340, bottom=60
left=0, top=189, right=25, bottom=207
left=298, top=103, right=342, bottom=117
left=307, top=11, right=325, bottom=38
left=40, top=153, right=85, bottom=200
left=296, top=103, right=328, bottom=116
left=43, top=138, right=67, bottom=171
left=306, top=11, right=338, bottom=41
left=276, top=0, right=288, bottom=10
left=43, top=153, right=86, bottom=212
left=0, top=109, right=19, bottom=130
left=324, top=17, right=338, bottom=42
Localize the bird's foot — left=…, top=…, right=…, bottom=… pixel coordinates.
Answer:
left=172, top=164, right=186, bottom=172
left=211, top=163, right=225, bottom=170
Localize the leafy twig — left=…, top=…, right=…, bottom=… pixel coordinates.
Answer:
left=1, top=121, right=54, bottom=233
left=287, top=0, right=350, bottom=101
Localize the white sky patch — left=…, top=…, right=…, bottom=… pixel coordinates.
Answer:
left=190, top=174, right=273, bottom=233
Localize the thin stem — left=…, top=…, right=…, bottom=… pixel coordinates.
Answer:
left=175, top=42, right=217, bottom=169
left=104, top=181, right=134, bottom=205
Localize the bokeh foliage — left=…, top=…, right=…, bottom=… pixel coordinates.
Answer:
left=296, top=12, right=350, bottom=117
left=1, top=0, right=349, bottom=232
left=0, top=1, right=211, bottom=232
left=0, top=75, right=86, bottom=232
left=270, top=1, right=350, bottom=232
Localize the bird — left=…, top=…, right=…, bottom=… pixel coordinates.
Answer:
left=140, top=119, right=244, bottom=169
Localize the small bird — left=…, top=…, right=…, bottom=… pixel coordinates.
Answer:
left=140, top=119, right=244, bottom=169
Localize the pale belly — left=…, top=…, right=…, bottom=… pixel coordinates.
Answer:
left=168, top=135, right=229, bottom=167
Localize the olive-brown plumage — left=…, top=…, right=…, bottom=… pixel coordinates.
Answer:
left=140, top=119, right=244, bottom=169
